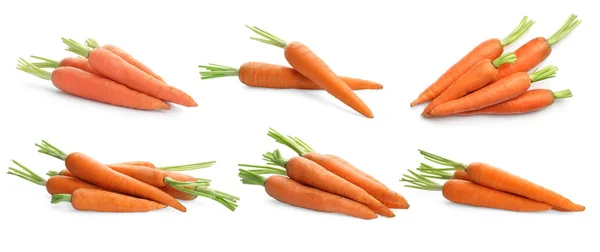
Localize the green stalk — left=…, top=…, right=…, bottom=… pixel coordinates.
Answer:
left=418, top=149, right=467, bottom=169
left=547, top=14, right=581, bottom=46
left=198, top=63, right=240, bottom=80
left=553, top=89, right=573, bottom=99
left=163, top=177, right=239, bottom=211
left=267, top=128, right=309, bottom=156
left=7, top=160, right=47, bottom=186
left=35, top=140, right=68, bottom=161
left=51, top=194, right=72, bottom=204
left=529, top=65, right=558, bottom=83
left=238, top=169, right=267, bottom=186
left=46, top=171, right=60, bottom=177
left=62, top=38, right=91, bottom=58
left=400, top=169, right=443, bottom=191
left=500, top=16, right=535, bottom=47
left=245, top=25, right=287, bottom=48
left=85, top=38, right=101, bottom=49
left=261, top=149, right=289, bottom=168
left=17, top=58, right=52, bottom=80
left=492, top=52, right=517, bottom=68
left=157, top=161, right=216, bottom=171
left=30, top=56, right=60, bottom=68
left=237, top=164, right=287, bottom=175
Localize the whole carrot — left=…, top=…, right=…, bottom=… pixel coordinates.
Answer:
left=17, top=59, right=170, bottom=110
left=411, top=16, right=534, bottom=106
left=29, top=56, right=103, bottom=76
left=52, top=188, right=167, bottom=212
left=239, top=169, right=377, bottom=220
left=62, top=38, right=197, bottom=107
left=496, top=14, right=581, bottom=80
left=246, top=26, right=373, bottom=118
left=199, top=62, right=383, bottom=90
left=456, top=89, right=572, bottom=116
left=7, top=160, right=101, bottom=195
left=429, top=65, right=558, bottom=117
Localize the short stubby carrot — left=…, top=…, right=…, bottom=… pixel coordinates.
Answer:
left=239, top=169, right=377, bottom=220
left=52, top=188, right=167, bottom=212
left=198, top=62, right=383, bottom=90
left=30, top=56, right=102, bottom=76
left=428, top=65, right=558, bottom=117
left=246, top=26, right=373, bottom=118
left=7, top=160, right=101, bottom=195
left=422, top=53, right=517, bottom=116
left=411, top=16, right=534, bottom=106
left=456, top=89, right=572, bottom=116
left=17, top=59, right=170, bottom=110
left=496, top=14, right=581, bottom=80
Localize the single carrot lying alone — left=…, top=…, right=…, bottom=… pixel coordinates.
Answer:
left=7, top=160, right=101, bottom=195
left=199, top=62, right=383, bottom=90
left=29, top=56, right=103, bottom=76
left=239, top=169, right=377, bottom=220
left=246, top=26, right=374, bottom=118
left=17, top=58, right=170, bottom=110
left=52, top=188, right=167, bottom=212
left=411, top=16, right=534, bottom=106
left=456, top=89, right=573, bottom=116
left=429, top=65, right=558, bottom=117
left=496, top=14, right=581, bottom=80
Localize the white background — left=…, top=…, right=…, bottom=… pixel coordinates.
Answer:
left=0, top=0, right=598, bottom=251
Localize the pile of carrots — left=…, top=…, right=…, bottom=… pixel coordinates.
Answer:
left=401, top=150, right=585, bottom=212
left=237, top=128, right=408, bottom=220
left=7, top=141, right=238, bottom=212
left=412, top=15, right=581, bottom=117
left=199, top=26, right=380, bottom=118
left=17, top=38, right=196, bottom=110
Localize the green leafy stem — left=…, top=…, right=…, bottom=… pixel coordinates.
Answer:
left=198, top=63, right=239, bottom=80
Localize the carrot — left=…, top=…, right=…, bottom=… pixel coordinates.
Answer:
left=417, top=149, right=585, bottom=211
left=422, top=52, right=517, bottom=116
left=85, top=38, right=165, bottom=82
left=7, top=160, right=101, bottom=195
left=17, top=58, right=170, bottom=110
left=412, top=163, right=470, bottom=181
left=456, top=89, right=572, bottom=116
left=242, top=151, right=394, bottom=217
left=52, top=188, right=167, bottom=212
left=29, top=56, right=103, bottom=76
left=246, top=26, right=373, bottom=118
left=496, top=14, right=581, bottom=80
left=198, top=62, right=383, bottom=90
left=428, top=65, right=558, bottom=117
left=401, top=170, right=551, bottom=212
left=411, top=16, right=534, bottom=106
left=238, top=169, right=377, bottom=220
left=267, top=128, right=409, bottom=209
left=113, top=161, right=155, bottom=168
left=62, top=38, right=197, bottom=107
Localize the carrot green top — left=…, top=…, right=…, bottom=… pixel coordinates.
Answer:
left=17, top=58, right=52, bottom=80
left=51, top=194, right=73, bottom=204
left=266, top=128, right=314, bottom=157
left=238, top=169, right=267, bottom=186
left=401, top=169, right=443, bottom=191
left=246, top=25, right=287, bottom=48
left=547, top=14, right=581, bottom=46
left=62, top=38, right=92, bottom=58
left=237, top=164, right=286, bottom=175
left=500, top=16, right=535, bottom=47
left=529, top=65, right=558, bottom=83
left=553, top=89, right=573, bottom=99
left=492, top=52, right=517, bottom=68
left=7, top=160, right=46, bottom=186
left=198, top=63, right=240, bottom=80
left=29, top=56, right=60, bottom=68
left=85, top=38, right=101, bottom=49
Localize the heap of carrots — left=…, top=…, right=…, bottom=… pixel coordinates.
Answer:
left=17, top=38, right=196, bottom=110
left=7, top=141, right=239, bottom=213
left=199, top=26, right=380, bottom=118
left=412, top=15, right=581, bottom=117
left=401, top=150, right=585, bottom=212
left=238, top=128, right=408, bottom=220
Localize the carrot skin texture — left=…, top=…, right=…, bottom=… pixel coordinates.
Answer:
left=456, top=89, right=558, bottom=115
left=466, top=162, right=584, bottom=211
left=46, top=175, right=102, bottom=195
left=88, top=48, right=197, bottom=107
left=496, top=38, right=550, bottom=80
left=59, top=57, right=102, bottom=76
left=411, top=39, right=504, bottom=106
left=265, top=176, right=378, bottom=220
left=106, top=164, right=167, bottom=187
left=442, top=179, right=552, bottom=212
left=283, top=42, right=373, bottom=118
left=238, top=62, right=382, bottom=90
left=453, top=170, right=470, bottom=181
left=64, top=152, right=187, bottom=212
left=102, top=44, right=165, bottom=82
left=51, top=67, right=170, bottom=110
left=70, top=188, right=167, bottom=212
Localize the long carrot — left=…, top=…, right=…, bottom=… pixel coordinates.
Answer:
left=17, top=58, right=170, bottom=110
left=411, top=16, right=534, bottom=106
left=267, top=128, right=409, bottom=208
left=7, top=160, right=101, bottom=195
left=52, top=188, right=167, bottom=212
left=429, top=65, right=558, bottom=117
left=422, top=52, right=517, bottom=116
left=246, top=26, right=373, bottom=118
left=199, top=62, right=383, bottom=90
left=401, top=170, right=551, bottom=212
left=62, top=38, right=197, bottom=107
left=239, top=169, right=377, bottom=220
left=456, top=89, right=572, bottom=116
left=496, top=14, right=581, bottom=80
left=29, top=56, right=103, bottom=76
left=417, top=149, right=585, bottom=211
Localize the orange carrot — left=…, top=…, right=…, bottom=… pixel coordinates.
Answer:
left=428, top=65, right=558, bottom=117
left=417, top=149, right=585, bottom=211
left=422, top=53, right=517, bottom=116
left=411, top=17, right=534, bottom=106
left=239, top=169, right=377, bottom=220
left=52, top=188, right=167, bottom=212
left=246, top=26, right=373, bottom=118
left=113, top=161, right=155, bottom=168
left=7, top=160, right=101, bottom=195
left=496, top=14, right=581, bottom=80
left=199, top=62, right=383, bottom=90
left=62, top=38, right=197, bottom=107
left=17, top=59, right=170, bottom=110
left=456, top=89, right=572, bottom=116
left=30, top=56, right=103, bottom=76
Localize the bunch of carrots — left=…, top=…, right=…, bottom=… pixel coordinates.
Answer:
left=237, top=128, right=408, bottom=220
left=401, top=149, right=585, bottom=212
left=7, top=141, right=239, bottom=212
left=17, top=38, right=196, bottom=110
left=199, top=26, right=379, bottom=118
left=412, top=15, right=580, bottom=117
